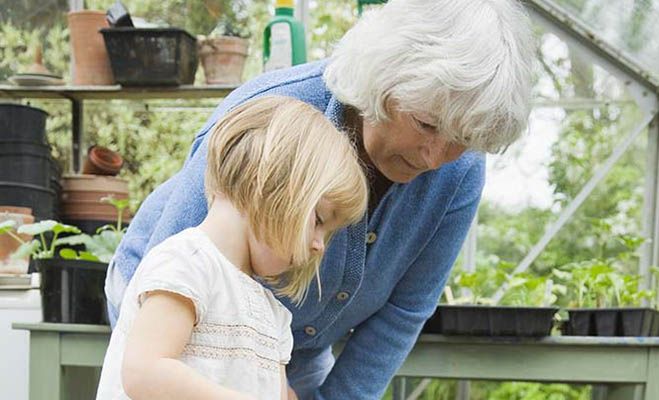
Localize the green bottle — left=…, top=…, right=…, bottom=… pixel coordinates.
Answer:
left=263, top=0, right=307, bottom=72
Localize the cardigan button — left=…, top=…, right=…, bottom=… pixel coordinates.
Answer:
left=336, top=291, right=350, bottom=301
left=304, top=326, right=317, bottom=336
left=366, top=232, right=377, bottom=244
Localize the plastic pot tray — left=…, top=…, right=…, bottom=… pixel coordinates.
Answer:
left=563, top=308, right=658, bottom=337
left=423, top=305, right=558, bottom=337
left=100, top=28, right=198, bottom=86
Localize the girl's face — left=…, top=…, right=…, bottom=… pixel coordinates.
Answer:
left=361, top=105, right=466, bottom=183
left=248, top=198, right=337, bottom=277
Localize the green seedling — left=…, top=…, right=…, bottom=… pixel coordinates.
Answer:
left=58, top=195, right=128, bottom=263
left=0, top=220, right=84, bottom=260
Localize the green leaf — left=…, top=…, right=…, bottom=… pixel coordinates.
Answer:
left=0, top=220, right=17, bottom=234
left=59, top=248, right=79, bottom=260
left=11, top=239, right=41, bottom=259
left=101, top=196, right=129, bottom=211
left=52, top=223, right=81, bottom=235
left=16, top=220, right=81, bottom=236
left=16, top=220, right=58, bottom=235
left=55, top=234, right=92, bottom=247
left=78, top=251, right=100, bottom=262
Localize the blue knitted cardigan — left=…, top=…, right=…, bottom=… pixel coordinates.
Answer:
left=107, top=60, right=485, bottom=399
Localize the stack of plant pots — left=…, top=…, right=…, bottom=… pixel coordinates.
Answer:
left=61, top=145, right=130, bottom=234
left=0, top=104, right=58, bottom=221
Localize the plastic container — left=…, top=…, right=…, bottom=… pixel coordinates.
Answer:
left=36, top=259, right=109, bottom=325
left=564, top=308, right=657, bottom=336
left=100, top=28, right=198, bottom=86
left=0, top=141, right=52, bottom=187
left=0, top=181, right=55, bottom=221
left=263, top=0, right=307, bottom=72
left=423, top=305, right=558, bottom=337
left=0, top=104, right=48, bottom=143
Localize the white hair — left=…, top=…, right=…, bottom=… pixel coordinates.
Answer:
left=323, top=0, right=535, bottom=154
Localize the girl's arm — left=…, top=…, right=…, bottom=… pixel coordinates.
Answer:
left=281, top=365, right=299, bottom=400
left=121, top=290, right=255, bottom=400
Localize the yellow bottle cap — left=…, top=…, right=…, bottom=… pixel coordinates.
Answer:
left=276, top=0, right=294, bottom=8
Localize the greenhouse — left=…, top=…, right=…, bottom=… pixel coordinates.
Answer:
left=0, top=0, right=658, bottom=399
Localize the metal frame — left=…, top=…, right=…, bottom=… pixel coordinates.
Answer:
left=485, top=1, right=659, bottom=303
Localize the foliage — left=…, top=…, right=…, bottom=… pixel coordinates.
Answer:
left=58, top=196, right=128, bottom=263
left=448, top=261, right=565, bottom=307
left=0, top=220, right=83, bottom=260
left=488, top=382, right=591, bottom=400
left=0, top=197, right=127, bottom=263
left=551, top=236, right=656, bottom=308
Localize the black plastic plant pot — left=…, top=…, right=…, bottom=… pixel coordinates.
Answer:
left=619, top=308, right=655, bottom=336
left=0, top=104, right=48, bottom=143
left=100, top=28, right=198, bottom=86
left=0, top=141, right=52, bottom=186
left=565, top=308, right=657, bottom=336
left=562, top=309, right=593, bottom=335
left=593, top=309, right=618, bottom=336
left=653, top=310, right=659, bottom=336
left=36, top=259, right=109, bottom=325
left=0, top=181, right=55, bottom=221
left=423, top=305, right=558, bottom=337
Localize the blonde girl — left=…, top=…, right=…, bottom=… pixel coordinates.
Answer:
left=95, top=96, right=368, bottom=400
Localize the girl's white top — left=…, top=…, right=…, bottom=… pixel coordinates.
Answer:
left=96, top=227, right=293, bottom=400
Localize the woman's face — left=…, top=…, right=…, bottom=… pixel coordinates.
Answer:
left=361, top=106, right=467, bottom=183
left=249, top=198, right=336, bottom=277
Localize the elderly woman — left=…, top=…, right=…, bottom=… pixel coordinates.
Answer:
left=105, top=0, right=534, bottom=398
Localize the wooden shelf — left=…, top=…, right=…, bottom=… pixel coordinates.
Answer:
left=0, top=84, right=237, bottom=101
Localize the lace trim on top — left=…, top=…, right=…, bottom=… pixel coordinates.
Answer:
left=182, top=344, right=280, bottom=373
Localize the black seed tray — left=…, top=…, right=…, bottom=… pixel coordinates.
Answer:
left=563, top=308, right=658, bottom=337
left=423, top=305, right=558, bottom=337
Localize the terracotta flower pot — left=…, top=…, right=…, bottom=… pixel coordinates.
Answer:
left=82, top=146, right=123, bottom=176
left=198, top=36, right=248, bottom=85
left=62, top=174, right=128, bottom=193
left=68, top=10, right=114, bottom=85
left=0, top=206, right=34, bottom=274
left=60, top=175, right=130, bottom=222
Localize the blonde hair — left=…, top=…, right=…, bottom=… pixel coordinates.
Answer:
left=205, top=96, right=368, bottom=304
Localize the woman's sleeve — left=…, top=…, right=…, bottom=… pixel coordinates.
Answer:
left=313, top=157, right=485, bottom=399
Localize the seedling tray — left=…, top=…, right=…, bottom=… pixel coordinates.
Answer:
left=563, top=308, right=658, bottom=336
left=423, top=305, right=558, bottom=337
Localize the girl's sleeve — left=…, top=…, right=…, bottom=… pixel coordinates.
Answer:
left=133, top=247, right=216, bottom=325
left=278, top=307, right=294, bottom=364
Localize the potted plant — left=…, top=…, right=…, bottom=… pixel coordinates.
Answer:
left=553, top=259, right=657, bottom=336
left=198, top=4, right=250, bottom=85
left=0, top=197, right=128, bottom=325
left=60, top=173, right=131, bottom=228
left=423, top=262, right=560, bottom=337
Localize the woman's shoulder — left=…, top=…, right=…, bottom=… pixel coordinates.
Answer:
left=224, top=60, right=332, bottom=111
